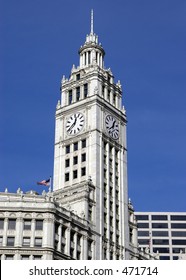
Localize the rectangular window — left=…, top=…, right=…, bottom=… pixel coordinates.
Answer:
left=33, top=255, right=42, bottom=260
left=84, top=83, right=88, bottom=98
left=35, top=237, right=42, bottom=247
left=62, top=227, right=66, bottom=238
left=82, top=139, right=86, bottom=148
left=152, top=215, right=167, bottom=220
left=0, top=236, right=3, bottom=246
left=116, top=220, right=119, bottom=231
left=65, top=158, right=70, bottom=167
left=81, top=153, right=86, bottom=162
left=23, top=237, right=30, bottom=247
left=152, top=231, right=168, bottom=237
left=77, top=234, right=81, bottom=246
left=116, top=205, right=119, bottom=215
left=153, top=239, right=169, bottom=245
left=8, top=219, right=16, bottom=230
left=74, top=142, right=78, bottom=151
left=173, top=247, right=185, bottom=254
left=153, top=247, right=169, bottom=254
left=81, top=167, right=86, bottom=176
left=68, top=90, right=72, bottom=104
left=66, top=145, right=70, bottom=154
left=5, top=255, right=14, bottom=260
left=7, top=237, right=15, bottom=246
left=76, top=74, right=80, bottom=81
left=138, top=239, right=150, bottom=245
left=73, top=170, right=78, bottom=179
left=172, top=231, right=186, bottom=237
left=113, top=94, right=116, bottom=105
left=73, top=156, right=78, bottom=165
left=171, top=223, right=186, bottom=229
left=136, top=215, right=149, bottom=221
left=35, top=220, right=43, bottom=231
left=138, top=231, right=149, bottom=237
left=0, top=219, right=4, bottom=229
left=102, top=85, right=105, bottom=97
left=137, top=223, right=149, bottom=228
left=21, top=255, right=30, bottom=260
left=152, top=223, right=168, bottom=229
left=108, top=90, right=110, bottom=102
left=171, top=215, right=186, bottom=221
left=76, top=87, right=80, bottom=101
left=23, top=220, right=31, bottom=230
left=172, top=239, right=186, bottom=245
left=65, top=173, right=70, bottom=182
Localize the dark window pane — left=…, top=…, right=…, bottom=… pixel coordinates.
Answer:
left=35, top=220, right=43, bottom=230
left=153, top=239, right=169, bottom=245
left=84, top=83, right=88, bottom=98
left=171, top=223, right=186, bottom=229
left=7, top=237, right=15, bottom=246
left=8, top=219, right=16, bottom=230
left=81, top=153, right=86, bottom=162
left=160, top=256, right=170, bottom=260
left=73, top=170, right=78, bottom=179
left=152, top=223, right=168, bottom=229
left=172, top=248, right=185, bottom=254
left=65, top=159, right=70, bottom=167
left=65, top=173, right=69, bottom=182
left=136, top=215, right=149, bottom=221
left=82, top=139, right=86, bottom=148
left=172, top=240, right=186, bottom=245
left=171, top=215, right=186, bottom=221
left=69, top=90, right=72, bottom=104
left=138, top=231, right=149, bottom=237
left=73, top=156, right=78, bottom=165
left=152, top=215, right=167, bottom=220
left=0, top=219, right=4, bottom=229
left=81, top=167, right=86, bottom=176
left=138, top=239, right=149, bottom=245
left=66, top=145, right=70, bottom=154
left=137, top=223, right=149, bottom=228
left=76, top=74, right=80, bottom=81
left=172, top=231, right=186, bottom=237
left=76, top=87, right=80, bottom=101
left=23, top=220, right=31, bottom=230
left=74, top=142, right=78, bottom=151
left=153, top=247, right=169, bottom=254
left=152, top=231, right=168, bottom=237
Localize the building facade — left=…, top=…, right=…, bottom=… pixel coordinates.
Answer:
left=135, top=212, right=186, bottom=260
left=0, top=12, right=155, bottom=260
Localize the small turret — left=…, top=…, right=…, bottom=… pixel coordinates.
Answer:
left=79, top=10, right=105, bottom=68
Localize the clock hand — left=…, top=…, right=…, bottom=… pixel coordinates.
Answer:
left=67, top=117, right=77, bottom=132
left=109, top=120, right=116, bottom=131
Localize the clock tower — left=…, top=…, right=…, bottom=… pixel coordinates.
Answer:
left=53, top=11, right=130, bottom=259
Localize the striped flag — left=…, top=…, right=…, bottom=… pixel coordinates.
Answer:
left=37, top=178, right=50, bottom=186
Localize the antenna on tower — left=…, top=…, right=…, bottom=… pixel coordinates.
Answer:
left=91, top=9, right=94, bottom=34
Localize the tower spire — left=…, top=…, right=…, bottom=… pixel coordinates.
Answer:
left=91, top=9, right=94, bottom=34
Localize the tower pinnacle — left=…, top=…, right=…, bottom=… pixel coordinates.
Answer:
left=91, top=9, right=94, bottom=34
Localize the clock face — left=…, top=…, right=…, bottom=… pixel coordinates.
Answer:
left=105, top=115, right=119, bottom=140
left=66, top=113, right=84, bottom=135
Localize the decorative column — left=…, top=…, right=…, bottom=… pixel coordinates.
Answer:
left=65, top=227, right=71, bottom=256
left=15, top=217, right=23, bottom=247
left=82, top=235, right=88, bottom=259
left=2, top=218, right=8, bottom=246
left=30, top=219, right=35, bottom=247
left=58, top=224, right=62, bottom=252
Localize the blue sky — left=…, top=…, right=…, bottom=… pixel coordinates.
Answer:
left=0, top=0, right=186, bottom=212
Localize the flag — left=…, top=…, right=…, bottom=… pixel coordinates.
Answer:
left=37, top=178, right=50, bottom=186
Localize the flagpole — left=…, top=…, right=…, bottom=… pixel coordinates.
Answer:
left=49, top=176, right=52, bottom=193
